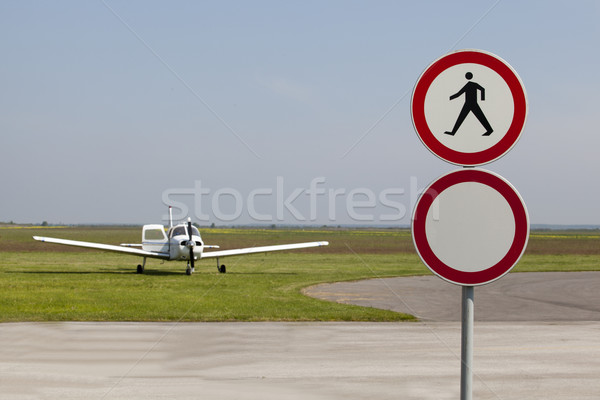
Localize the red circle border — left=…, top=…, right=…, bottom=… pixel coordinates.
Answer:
left=411, top=169, right=529, bottom=286
left=411, top=50, right=528, bottom=166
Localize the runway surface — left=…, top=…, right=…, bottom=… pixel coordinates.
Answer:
left=2, top=272, right=600, bottom=399
left=304, top=271, right=600, bottom=321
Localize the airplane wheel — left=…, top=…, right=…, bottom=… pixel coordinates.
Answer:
left=219, top=265, right=226, bottom=274
left=186, top=268, right=192, bottom=276
left=137, top=265, right=144, bottom=274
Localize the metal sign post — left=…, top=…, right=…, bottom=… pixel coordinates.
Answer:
left=461, top=286, right=474, bottom=400
left=410, top=49, right=529, bottom=399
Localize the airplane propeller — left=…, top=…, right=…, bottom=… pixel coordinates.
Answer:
left=187, top=218, right=195, bottom=272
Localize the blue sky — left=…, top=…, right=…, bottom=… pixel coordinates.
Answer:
left=1, top=1, right=599, bottom=225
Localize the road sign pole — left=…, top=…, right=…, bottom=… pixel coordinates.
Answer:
left=411, top=50, right=528, bottom=399
left=460, top=285, right=474, bottom=400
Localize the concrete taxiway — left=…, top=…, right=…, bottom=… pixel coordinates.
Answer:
left=1, top=272, right=599, bottom=399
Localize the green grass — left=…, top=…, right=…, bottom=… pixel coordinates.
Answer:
left=0, top=252, right=421, bottom=322
left=0, top=226, right=598, bottom=322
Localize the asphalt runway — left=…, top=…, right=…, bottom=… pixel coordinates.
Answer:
left=304, top=271, right=600, bottom=321
left=2, top=272, right=600, bottom=399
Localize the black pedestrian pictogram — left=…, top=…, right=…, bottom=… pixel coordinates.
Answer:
left=444, top=72, right=493, bottom=136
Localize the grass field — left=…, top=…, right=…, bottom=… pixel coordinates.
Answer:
left=0, top=226, right=598, bottom=322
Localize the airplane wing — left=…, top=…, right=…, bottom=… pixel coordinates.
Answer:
left=32, top=236, right=170, bottom=259
left=200, top=241, right=328, bottom=259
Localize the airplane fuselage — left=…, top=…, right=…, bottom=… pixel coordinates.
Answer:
left=141, top=223, right=203, bottom=261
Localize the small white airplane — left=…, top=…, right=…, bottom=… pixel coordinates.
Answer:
left=33, top=208, right=329, bottom=275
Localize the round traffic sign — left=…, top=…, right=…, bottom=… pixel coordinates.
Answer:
left=411, top=49, right=528, bottom=166
left=412, top=169, right=529, bottom=286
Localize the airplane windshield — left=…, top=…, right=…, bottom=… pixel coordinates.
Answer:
left=171, top=226, right=187, bottom=237
left=170, top=225, right=201, bottom=237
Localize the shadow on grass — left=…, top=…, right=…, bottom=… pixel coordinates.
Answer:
left=223, top=271, right=299, bottom=276
left=4, top=269, right=182, bottom=276
left=3, top=269, right=298, bottom=277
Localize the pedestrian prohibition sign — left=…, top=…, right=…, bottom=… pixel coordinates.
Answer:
left=412, top=169, right=529, bottom=286
left=411, top=49, right=528, bottom=166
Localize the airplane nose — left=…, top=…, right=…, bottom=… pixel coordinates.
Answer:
left=180, top=240, right=195, bottom=247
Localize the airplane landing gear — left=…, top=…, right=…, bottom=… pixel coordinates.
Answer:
left=216, top=258, right=226, bottom=273
left=137, top=257, right=147, bottom=274
left=186, top=262, right=195, bottom=276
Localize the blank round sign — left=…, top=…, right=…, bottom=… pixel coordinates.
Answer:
left=412, top=169, right=529, bottom=286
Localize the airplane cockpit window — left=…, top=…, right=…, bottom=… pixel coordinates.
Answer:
left=144, top=228, right=166, bottom=241
left=169, top=225, right=200, bottom=238
left=171, top=226, right=187, bottom=237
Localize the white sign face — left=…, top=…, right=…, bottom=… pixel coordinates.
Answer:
left=411, top=49, right=528, bottom=166
left=425, top=181, right=515, bottom=271
left=412, top=169, right=529, bottom=286
left=424, top=64, right=514, bottom=154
